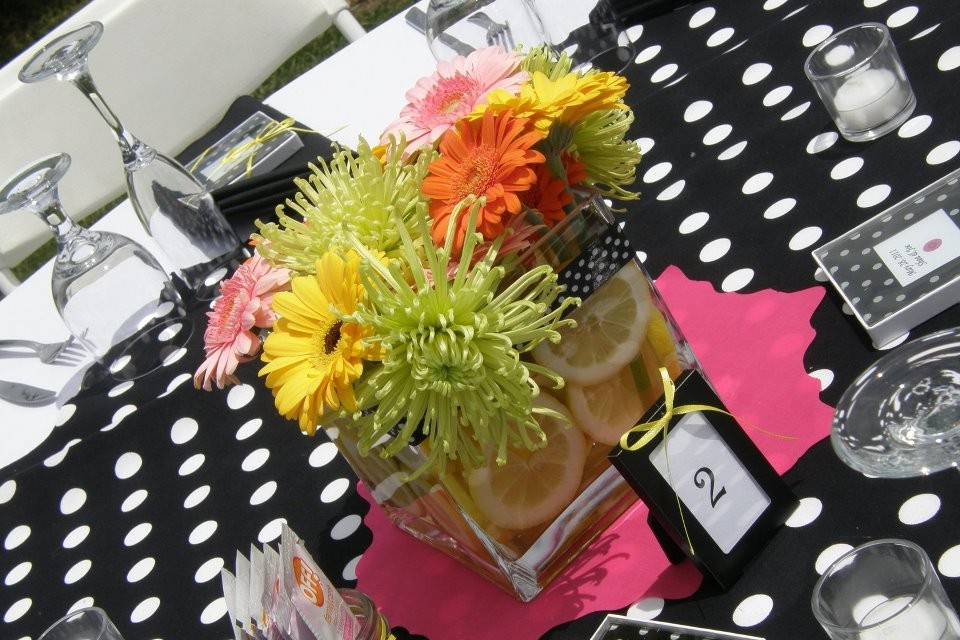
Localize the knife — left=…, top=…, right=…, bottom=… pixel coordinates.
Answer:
left=405, top=6, right=475, bottom=57
left=0, top=380, right=57, bottom=407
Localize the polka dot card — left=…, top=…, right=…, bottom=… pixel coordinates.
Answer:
left=813, top=166, right=960, bottom=347
left=589, top=613, right=765, bottom=640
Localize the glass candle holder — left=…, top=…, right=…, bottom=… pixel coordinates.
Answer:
left=339, top=588, right=391, bottom=640
left=38, top=607, right=125, bottom=640
left=812, top=539, right=960, bottom=640
left=804, top=23, right=916, bottom=142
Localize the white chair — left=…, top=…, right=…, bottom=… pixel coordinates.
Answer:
left=0, top=0, right=365, bottom=293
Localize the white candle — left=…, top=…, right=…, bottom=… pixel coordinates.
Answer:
left=832, top=68, right=909, bottom=132
left=855, top=595, right=960, bottom=640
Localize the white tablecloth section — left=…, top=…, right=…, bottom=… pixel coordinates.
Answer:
left=0, top=0, right=595, bottom=468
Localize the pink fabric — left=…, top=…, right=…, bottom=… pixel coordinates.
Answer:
left=355, top=266, right=833, bottom=640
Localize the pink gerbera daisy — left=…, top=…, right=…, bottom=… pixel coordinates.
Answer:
left=380, top=46, right=527, bottom=153
left=194, top=254, right=290, bottom=391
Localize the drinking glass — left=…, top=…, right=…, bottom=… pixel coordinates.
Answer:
left=339, top=589, right=391, bottom=640
left=425, top=0, right=550, bottom=61
left=832, top=328, right=960, bottom=478
left=804, top=23, right=916, bottom=142
left=812, top=539, right=960, bottom=640
left=19, top=21, right=241, bottom=292
left=0, top=153, right=190, bottom=380
left=38, top=607, right=125, bottom=640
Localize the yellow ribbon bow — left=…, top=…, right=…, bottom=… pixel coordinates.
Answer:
left=618, top=367, right=795, bottom=556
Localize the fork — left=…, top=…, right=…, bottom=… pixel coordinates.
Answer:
left=468, top=12, right=515, bottom=51
left=0, top=336, right=84, bottom=365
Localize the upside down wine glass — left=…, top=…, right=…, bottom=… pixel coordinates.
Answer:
left=19, top=21, right=240, bottom=292
left=0, top=154, right=190, bottom=381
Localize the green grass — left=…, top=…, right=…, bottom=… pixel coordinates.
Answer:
left=8, top=0, right=415, bottom=282
left=0, top=0, right=95, bottom=66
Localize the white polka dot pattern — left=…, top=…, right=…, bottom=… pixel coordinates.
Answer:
left=2, top=5, right=958, bottom=640
left=940, top=545, right=960, bottom=578
left=626, top=597, right=665, bottom=621
left=898, top=493, right=941, bottom=524
left=732, top=594, right=773, bottom=627
left=816, top=543, right=855, bottom=574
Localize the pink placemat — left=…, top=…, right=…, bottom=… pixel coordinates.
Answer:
left=355, top=266, right=834, bottom=640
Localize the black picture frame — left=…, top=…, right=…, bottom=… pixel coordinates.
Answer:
left=608, top=370, right=798, bottom=589
left=589, top=613, right=766, bottom=640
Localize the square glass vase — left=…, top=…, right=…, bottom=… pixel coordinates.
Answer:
left=333, top=196, right=698, bottom=601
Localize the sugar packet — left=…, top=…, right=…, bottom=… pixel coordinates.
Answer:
left=220, top=568, right=242, bottom=640
left=224, top=526, right=361, bottom=640
left=280, top=524, right=360, bottom=640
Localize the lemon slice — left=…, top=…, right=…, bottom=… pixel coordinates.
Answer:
left=566, top=360, right=651, bottom=446
left=533, top=262, right=652, bottom=385
left=466, top=394, right=588, bottom=530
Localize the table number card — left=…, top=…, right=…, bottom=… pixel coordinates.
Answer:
left=649, top=412, right=772, bottom=554
left=609, top=371, right=797, bottom=589
left=813, top=167, right=960, bottom=348
left=186, top=111, right=304, bottom=190
left=873, top=209, right=960, bottom=287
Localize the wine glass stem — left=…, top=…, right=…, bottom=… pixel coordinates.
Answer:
left=67, top=64, right=152, bottom=169
left=33, top=196, right=80, bottom=247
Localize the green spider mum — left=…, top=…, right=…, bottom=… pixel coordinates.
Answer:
left=348, top=199, right=580, bottom=478
left=253, top=137, right=436, bottom=274
left=521, top=45, right=574, bottom=80
left=569, top=108, right=641, bottom=200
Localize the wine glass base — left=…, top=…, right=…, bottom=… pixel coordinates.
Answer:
left=0, top=154, right=70, bottom=215
left=19, top=22, right=103, bottom=83
left=832, top=328, right=960, bottom=478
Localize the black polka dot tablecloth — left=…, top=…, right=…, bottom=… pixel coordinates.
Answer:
left=3, top=2, right=960, bottom=639
left=617, top=0, right=960, bottom=408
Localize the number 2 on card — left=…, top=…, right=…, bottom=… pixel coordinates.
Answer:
left=694, top=466, right=728, bottom=508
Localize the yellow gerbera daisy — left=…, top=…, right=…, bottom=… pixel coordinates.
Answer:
left=259, top=251, right=381, bottom=435
left=474, top=70, right=628, bottom=132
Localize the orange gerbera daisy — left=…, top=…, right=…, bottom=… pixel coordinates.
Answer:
left=523, top=164, right=571, bottom=226
left=422, top=111, right=545, bottom=250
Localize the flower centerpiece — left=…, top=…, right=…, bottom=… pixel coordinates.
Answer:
left=196, top=46, right=694, bottom=601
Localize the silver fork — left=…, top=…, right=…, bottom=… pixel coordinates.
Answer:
left=468, top=12, right=515, bottom=51
left=0, top=336, right=84, bottom=365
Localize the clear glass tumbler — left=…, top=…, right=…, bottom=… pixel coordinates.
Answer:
left=19, top=21, right=241, bottom=292
left=804, top=23, right=916, bottom=142
left=339, top=589, right=392, bottom=640
left=38, top=607, right=125, bottom=640
left=812, top=539, right=960, bottom=640
left=0, top=154, right=189, bottom=380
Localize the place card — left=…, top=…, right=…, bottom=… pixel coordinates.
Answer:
left=186, top=111, right=304, bottom=190
left=609, top=370, right=797, bottom=589
left=812, top=167, right=960, bottom=348
left=590, top=613, right=766, bottom=640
